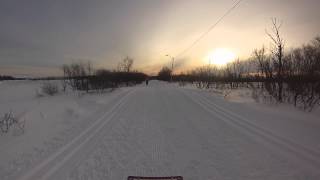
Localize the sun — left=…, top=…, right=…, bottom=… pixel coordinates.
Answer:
left=207, top=48, right=236, bottom=66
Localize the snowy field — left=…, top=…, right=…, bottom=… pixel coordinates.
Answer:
left=1, top=80, right=320, bottom=180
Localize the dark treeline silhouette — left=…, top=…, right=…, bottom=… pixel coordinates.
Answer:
left=1, top=74, right=65, bottom=81
left=61, top=58, right=147, bottom=93
left=0, top=75, right=15, bottom=81
left=88, top=70, right=147, bottom=92
left=165, top=20, right=320, bottom=111
left=0, top=75, right=34, bottom=81
left=157, top=66, right=172, bottom=81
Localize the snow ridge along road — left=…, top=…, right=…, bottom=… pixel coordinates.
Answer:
left=17, top=89, right=135, bottom=180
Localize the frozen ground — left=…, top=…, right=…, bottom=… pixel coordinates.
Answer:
left=1, top=80, right=320, bottom=180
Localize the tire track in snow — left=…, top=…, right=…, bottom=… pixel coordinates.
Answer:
left=180, top=88, right=320, bottom=170
left=162, top=89, right=226, bottom=179
left=143, top=88, right=227, bottom=179
left=17, top=88, right=135, bottom=180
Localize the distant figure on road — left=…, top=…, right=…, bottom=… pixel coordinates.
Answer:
left=146, top=79, right=149, bottom=86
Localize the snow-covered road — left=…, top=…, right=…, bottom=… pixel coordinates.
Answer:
left=10, top=81, right=320, bottom=179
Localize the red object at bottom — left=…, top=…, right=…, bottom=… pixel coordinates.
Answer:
left=128, top=176, right=183, bottom=180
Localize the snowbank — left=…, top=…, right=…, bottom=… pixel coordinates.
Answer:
left=0, top=80, right=124, bottom=177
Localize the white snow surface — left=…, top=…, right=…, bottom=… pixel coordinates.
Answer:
left=0, top=80, right=320, bottom=180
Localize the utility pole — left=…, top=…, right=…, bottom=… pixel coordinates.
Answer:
left=165, top=54, right=174, bottom=82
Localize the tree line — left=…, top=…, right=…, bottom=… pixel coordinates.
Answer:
left=0, top=75, right=15, bottom=81
left=166, top=19, right=320, bottom=111
left=61, top=57, right=147, bottom=93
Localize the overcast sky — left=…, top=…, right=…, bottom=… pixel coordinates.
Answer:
left=1, top=0, right=320, bottom=76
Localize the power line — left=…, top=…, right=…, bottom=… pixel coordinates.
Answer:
left=175, top=0, right=244, bottom=58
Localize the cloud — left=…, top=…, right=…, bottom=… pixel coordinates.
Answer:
left=0, top=0, right=320, bottom=76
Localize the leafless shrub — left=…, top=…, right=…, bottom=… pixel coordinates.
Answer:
left=41, top=82, right=59, bottom=96
left=0, top=111, right=25, bottom=134
left=61, top=61, right=92, bottom=92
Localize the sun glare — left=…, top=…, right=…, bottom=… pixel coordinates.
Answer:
left=207, top=48, right=236, bottom=66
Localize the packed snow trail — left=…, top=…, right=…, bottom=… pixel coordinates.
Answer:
left=14, top=81, right=320, bottom=179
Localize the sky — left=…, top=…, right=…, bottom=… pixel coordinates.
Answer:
left=0, top=0, right=320, bottom=76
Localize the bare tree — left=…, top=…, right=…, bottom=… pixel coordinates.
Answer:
left=266, top=18, right=285, bottom=102
left=85, top=61, right=92, bottom=92
left=61, top=64, right=68, bottom=92
left=118, top=56, right=134, bottom=72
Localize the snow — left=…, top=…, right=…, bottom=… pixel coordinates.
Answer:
left=1, top=80, right=320, bottom=180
